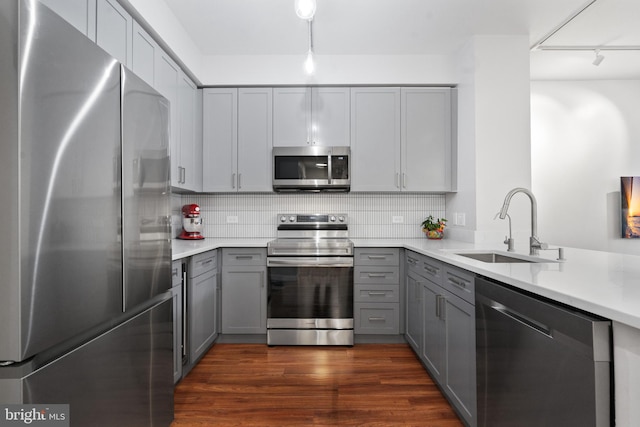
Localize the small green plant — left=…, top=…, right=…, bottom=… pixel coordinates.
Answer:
left=421, top=215, right=447, bottom=232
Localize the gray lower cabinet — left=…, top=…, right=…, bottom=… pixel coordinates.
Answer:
left=171, top=260, right=184, bottom=384
left=405, top=251, right=476, bottom=427
left=354, top=248, right=400, bottom=335
left=188, top=250, right=218, bottom=364
left=221, top=248, right=267, bottom=334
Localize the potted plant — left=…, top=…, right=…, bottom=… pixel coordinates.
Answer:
left=421, top=215, right=447, bottom=239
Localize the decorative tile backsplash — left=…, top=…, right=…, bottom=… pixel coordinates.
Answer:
left=173, top=193, right=445, bottom=239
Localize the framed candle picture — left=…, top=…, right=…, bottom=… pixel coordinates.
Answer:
left=621, top=177, right=640, bottom=238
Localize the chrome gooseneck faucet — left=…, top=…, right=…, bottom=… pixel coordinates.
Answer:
left=498, top=187, right=545, bottom=256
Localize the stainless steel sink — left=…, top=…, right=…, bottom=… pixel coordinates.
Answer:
left=455, top=252, right=553, bottom=263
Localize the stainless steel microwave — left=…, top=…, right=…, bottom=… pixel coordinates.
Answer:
left=272, top=146, right=350, bottom=192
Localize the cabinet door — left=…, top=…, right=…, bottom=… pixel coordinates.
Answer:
left=444, top=293, right=476, bottom=426
left=178, top=72, right=202, bottom=192
left=273, top=87, right=311, bottom=146
left=132, top=21, right=158, bottom=87
left=238, top=88, right=272, bottom=192
left=202, top=88, right=238, bottom=192
left=311, top=87, right=350, bottom=146
left=405, top=270, right=423, bottom=353
left=350, top=87, right=401, bottom=191
left=95, top=0, right=132, bottom=66
left=422, top=280, right=446, bottom=383
left=154, top=51, right=181, bottom=187
left=189, top=269, right=218, bottom=363
left=402, top=88, right=452, bottom=192
left=40, top=0, right=96, bottom=40
left=221, top=267, right=266, bottom=334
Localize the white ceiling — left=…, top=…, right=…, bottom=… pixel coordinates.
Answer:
left=163, top=0, right=640, bottom=80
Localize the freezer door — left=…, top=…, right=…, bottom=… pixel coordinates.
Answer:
left=14, top=296, right=173, bottom=426
left=121, top=67, right=172, bottom=311
left=10, top=0, right=123, bottom=363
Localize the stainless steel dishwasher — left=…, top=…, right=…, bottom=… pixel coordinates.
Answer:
left=475, top=277, right=612, bottom=427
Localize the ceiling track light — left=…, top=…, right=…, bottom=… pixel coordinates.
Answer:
left=592, top=49, right=604, bottom=66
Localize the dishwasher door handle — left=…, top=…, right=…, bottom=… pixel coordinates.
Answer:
left=491, top=302, right=552, bottom=338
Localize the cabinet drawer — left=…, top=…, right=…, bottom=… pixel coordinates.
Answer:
left=222, top=248, right=266, bottom=266
left=443, top=266, right=475, bottom=305
left=405, top=251, right=423, bottom=275
left=354, top=284, right=400, bottom=303
left=354, top=303, right=399, bottom=334
left=354, top=266, right=399, bottom=285
left=172, top=260, right=183, bottom=287
left=190, top=250, right=217, bottom=278
left=420, top=257, right=444, bottom=284
left=355, top=248, right=399, bottom=266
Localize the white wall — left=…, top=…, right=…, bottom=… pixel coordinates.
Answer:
left=447, top=36, right=532, bottom=249
left=531, top=80, right=640, bottom=255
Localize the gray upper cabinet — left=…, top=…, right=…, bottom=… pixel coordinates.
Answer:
left=273, top=87, right=350, bottom=147
left=202, top=88, right=237, bottom=192
left=39, top=0, right=97, bottom=40
left=238, top=88, right=273, bottom=191
left=95, top=0, right=132, bottom=67
left=155, top=52, right=181, bottom=187
left=156, top=53, right=203, bottom=192
left=351, top=87, right=454, bottom=192
left=401, top=88, right=453, bottom=192
left=351, top=87, right=401, bottom=191
left=177, top=71, right=202, bottom=192
left=202, top=88, right=272, bottom=192
left=131, top=21, right=158, bottom=87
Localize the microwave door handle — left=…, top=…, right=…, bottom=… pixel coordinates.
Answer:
left=327, top=154, right=332, bottom=184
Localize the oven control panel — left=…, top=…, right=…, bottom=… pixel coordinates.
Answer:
left=277, top=214, right=348, bottom=224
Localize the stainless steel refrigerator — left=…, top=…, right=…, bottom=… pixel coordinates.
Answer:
left=0, top=1, right=173, bottom=425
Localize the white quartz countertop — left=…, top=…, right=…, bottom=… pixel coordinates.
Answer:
left=172, top=237, right=640, bottom=330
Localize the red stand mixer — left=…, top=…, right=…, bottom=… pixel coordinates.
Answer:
left=178, top=204, right=204, bottom=240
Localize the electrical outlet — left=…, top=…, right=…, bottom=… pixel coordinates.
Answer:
left=226, top=215, right=239, bottom=223
left=456, top=213, right=466, bottom=226
left=392, top=216, right=404, bottom=224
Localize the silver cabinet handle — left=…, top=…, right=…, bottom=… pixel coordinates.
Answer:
left=436, top=295, right=447, bottom=320
left=367, top=273, right=387, bottom=278
left=368, top=317, right=386, bottom=322
left=367, top=291, right=387, bottom=296
left=238, top=173, right=242, bottom=189
left=235, top=255, right=253, bottom=260
left=232, top=173, right=236, bottom=189
left=448, top=275, right=468, bottom=289
left=424, top=265, right=439, bottom=275
left=402, top=172, right=407, bottom=189
left=367, top=255, right=386, bottom=260
left=395, top=172, right=400, bottom=188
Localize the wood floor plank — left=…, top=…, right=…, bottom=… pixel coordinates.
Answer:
left=172, top=343, right=463, bottom=426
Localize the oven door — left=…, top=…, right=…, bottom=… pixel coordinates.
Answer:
left=267, top=257, right=354, bottom=330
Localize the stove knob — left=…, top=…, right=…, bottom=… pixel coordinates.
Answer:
left=280, top=216, right=287, bottom=222
left=330, top=216, right=336, bottom=222
left=289, top=216, right=296, bottom=223
left=338, top=216, right=345, bottom=222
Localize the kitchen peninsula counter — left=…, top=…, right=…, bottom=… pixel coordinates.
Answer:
left=174, top=237, right=640, bottom=329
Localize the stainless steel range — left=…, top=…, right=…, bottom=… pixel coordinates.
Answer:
left=267, top=214, right=354, bottom=346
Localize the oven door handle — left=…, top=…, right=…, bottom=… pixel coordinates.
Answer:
left=267, top=257, right=354, bottom=267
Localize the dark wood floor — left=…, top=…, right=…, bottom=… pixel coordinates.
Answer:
left=172, top=343, right=463, bottom=426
